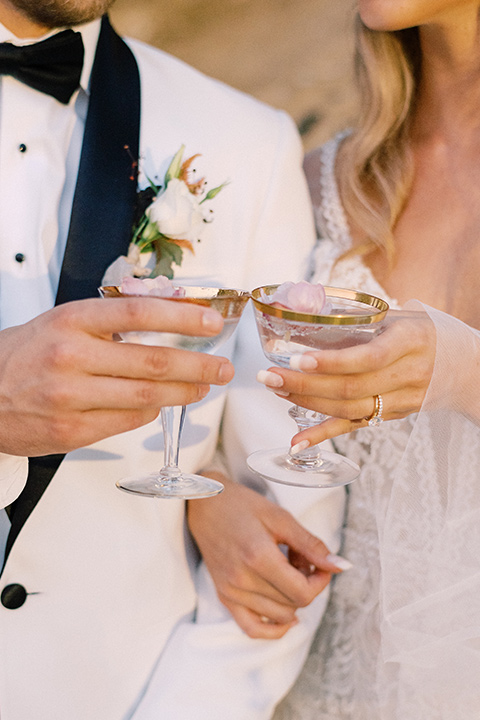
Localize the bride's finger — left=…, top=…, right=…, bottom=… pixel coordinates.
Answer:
left=289, top=416, right=360, bottom=449
left=272, top=377, right=425, bottom=420
left=219, top=589, right=299, bottom=625
left=221, top=601, right=297, bottom=640
left=288, top=313, right=435, bottom=376
left=259, top=348, right=432, bottom=406
left=288, top=391, right=415, bottom=448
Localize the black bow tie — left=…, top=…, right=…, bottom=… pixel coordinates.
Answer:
left=0, top=29, right=84, bottom=104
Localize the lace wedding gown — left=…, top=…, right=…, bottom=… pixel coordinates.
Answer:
left=273, top=136, right=480, bottom=720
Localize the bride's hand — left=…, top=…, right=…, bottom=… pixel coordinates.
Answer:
left=187, top=474, right=343, bottom=639
left=257, top=310, right=436, bottom=448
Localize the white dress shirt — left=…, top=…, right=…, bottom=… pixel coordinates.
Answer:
left=0, top=19, right=100, bottom=327
left=0, top=20, right=100, bottom=529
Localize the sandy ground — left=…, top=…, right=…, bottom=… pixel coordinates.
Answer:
left=110, top=0, right=358, bottom=151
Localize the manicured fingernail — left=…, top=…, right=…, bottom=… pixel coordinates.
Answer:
left=290, top=354, right=317, bottom=371
left=202, top=308, right=223, bottom=332
left=256, top=370, right=284, bottom=388
left=218, top=361, right=234, bottom=384
left=290, top=440, right=310, bottom=455
left=266, top=387, right=290, bottom=397
left=327, top=554, right=353, bottom=571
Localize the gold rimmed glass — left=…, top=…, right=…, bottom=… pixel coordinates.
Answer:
left=99, top=285, right=250, bottom=499
left=247, top=285, right=389, bottom=488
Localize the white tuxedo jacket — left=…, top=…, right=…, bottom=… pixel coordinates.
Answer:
left=0, top=24, right=345, bottom=720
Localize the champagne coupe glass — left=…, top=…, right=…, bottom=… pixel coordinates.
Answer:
left=99, top=285, right=249, bottom=499
left=247, top=285, right=389, bottom=488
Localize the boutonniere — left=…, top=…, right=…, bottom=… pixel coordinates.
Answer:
left=102, top=145, right=227, bottom=284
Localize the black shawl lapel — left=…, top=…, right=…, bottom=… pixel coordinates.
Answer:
left=3, top=16, right=141, bottom=568
left=56, top=15, right=140, bottom=303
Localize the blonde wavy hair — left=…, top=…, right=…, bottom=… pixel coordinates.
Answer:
left=336, top=14, right=421, bottom=259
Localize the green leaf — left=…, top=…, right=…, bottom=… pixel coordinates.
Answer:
left=160, top=238, right=183, bottom=265
left=164, top=145, right=185, bottom=185
left=145, top=175, right=161, bottom=194
left=151, top=257, right=174, bottom=279
left=150, top=238, right=184, bottom=279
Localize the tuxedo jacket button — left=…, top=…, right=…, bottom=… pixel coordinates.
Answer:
left=1, top=583, right=27, bottom=609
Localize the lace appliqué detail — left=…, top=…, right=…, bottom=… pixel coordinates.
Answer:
left=314, top=133, right=352, bottom=257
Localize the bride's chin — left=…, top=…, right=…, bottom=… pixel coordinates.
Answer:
left=357, top=0, right=415, bottom=32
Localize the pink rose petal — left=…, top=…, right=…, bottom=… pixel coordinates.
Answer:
left=120, top=275, right=186, bottom=298
left=261, top=281, right=328, bottom=314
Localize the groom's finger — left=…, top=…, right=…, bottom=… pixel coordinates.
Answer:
left=52, top=377, right=213, bottom=412
left=74, top=297, right=225, bottom=337
left=87, top=341, right=234, bottom=385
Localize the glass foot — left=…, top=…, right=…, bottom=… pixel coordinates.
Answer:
left=116, top=472, right=224, bottom=499
left=247, top=447, right=360, bottom=488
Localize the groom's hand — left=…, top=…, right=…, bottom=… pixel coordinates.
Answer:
left=188, top=476, right=342, bottom=639
left=0, top=297, right=233, bottom=456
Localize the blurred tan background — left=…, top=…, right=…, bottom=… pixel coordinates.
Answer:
left=110, top=0, right=358, bottom=151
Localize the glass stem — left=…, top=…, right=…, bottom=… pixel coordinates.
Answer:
left=288, top=404, right=327, bottom=467
left=160, top=405, right=186, bottom=479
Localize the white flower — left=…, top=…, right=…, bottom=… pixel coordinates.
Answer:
left=101, top=146, right=226, bottom=282
left=146, top=178, right=207, bottom=242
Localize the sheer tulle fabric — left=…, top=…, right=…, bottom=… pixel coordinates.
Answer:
left=376, top=303, right=480, bottom=719
left=273, top=135, right=480, bottom=719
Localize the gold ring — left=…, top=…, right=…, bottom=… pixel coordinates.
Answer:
left=364, top=394, right=383, bottom=427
